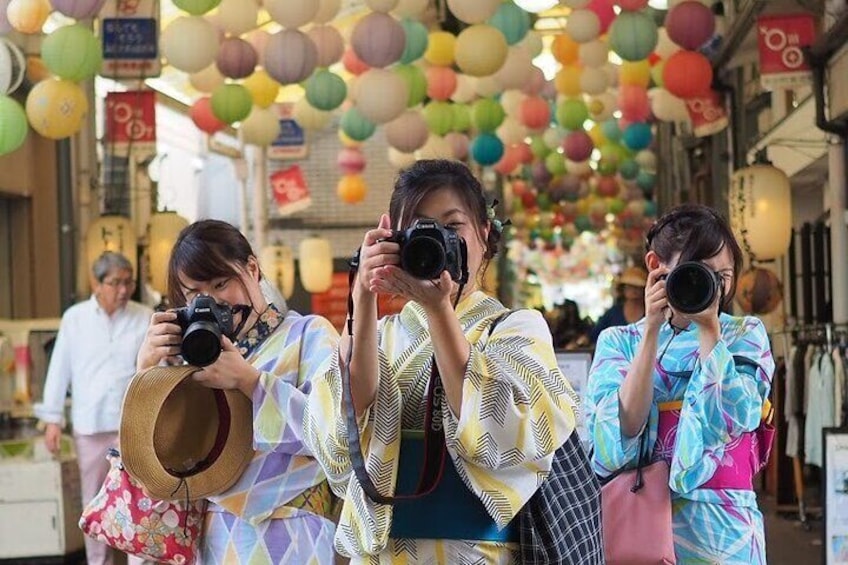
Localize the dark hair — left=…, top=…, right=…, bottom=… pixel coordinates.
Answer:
left=167, top=219, right=256, bottom=307
left=646, top=203, right=744, bottom=303
left=388, top=159, right=501, bottom=262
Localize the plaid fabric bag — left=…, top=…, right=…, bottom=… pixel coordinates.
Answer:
left=518, top=433, right=605, bottom=565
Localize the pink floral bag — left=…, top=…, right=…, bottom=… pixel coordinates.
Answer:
left=79, top=449, right=206, bottom=565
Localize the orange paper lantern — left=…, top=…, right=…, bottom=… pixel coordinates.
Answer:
left=337, top=174, right=367, bottom=204
left=663, top=50, right=712, bottom=99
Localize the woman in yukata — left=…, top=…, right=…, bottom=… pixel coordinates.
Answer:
left=587, top=203, right=776, bottom=564
left=136, top=219, right=339, bottom=564
left=304, top=159, right=593, bottom=564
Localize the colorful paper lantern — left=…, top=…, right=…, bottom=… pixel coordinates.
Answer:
left=499, top=89, right=526, bottom=118
left=579, top=39, right=608, bottom=68
left=424, top=31, right=456, bottom=67
left=264, top=29, right=318, bottom=85
left=337, top=147, right=366, bottom=174
left=663, top=50, right=712, bottom=99
left=189, top=96, right=225, bottom=134
left=556, top=98, right=589, bottom=131
left=422, top=101, right=454, bottom=136
left=665, top=1, right=716, bottom=51
left=622, top=122, right=653, bottom=150
left=342, top=47, right=370, bottom=76
left=565, top=9, right=600, bottom=43
left=454, top=24, right=507, bottom=76
left=239, top=106, right=280, bottom=146
left=395, top=63, right=427, bottom=107
left=293, top=98, right=331, bottom=130
left=189, top=64, right=225, bottom=93
left=299, top=236, right=333, bottom=293
left=351, top=12, right=406, bottom=69
left=451, top=103, right=471, bottom=132
left=161, top=16, right=219, bottom=73
left=305, top=69, right=346, bottom=111
left=260, top=244, right=295, bottom=299
left=608, top=11, right=658, bottom=62
left=426, top=66, right=457, bottom=101
left=50, top=0, right=107, bottom=19
left=586, top=0, right=616, bottom=33
left=366, top=0, right=399, bottom=12
left=446, top=0, right=500, bottom=24
left=470, top=133, right=504, bottom=166
left=551, top=34, right=579, bottom=65
left=416, top=134, right=453, bottom=160
left=471, top=97, right=505, bottom=133
left=265, top=0, right=318, bottom=29
left=493, top=45, right=534, bottom=91
left=445, top=131, right=469, bottom=160
left=147, top=211, right=189, bottom=295
left=617, top=0, right=648, bottom=9
left=215, top=37, right=257, bottom=80
left=563, top=130, right=594, bottom=162
left=340, top=107, right=376, bottom=141
left=308, top=25, right=345, bottom=67
left=618, top=85, right=650, bottom=122
left=25, top=78, right=88, bottom=139
left=399, top=18, right=428, bottom=64
left=354, top=68, right=408, bottom=124
left=388, top=147, right=416, bottom=168
left=545, top=151, right=567, bottom=176
left=7, top=0, right=50, bottom=34
left=242, top=70, right=279, bottom=108
left=496, top=116, right=527, bottom=146
left=522, top=66, right=547, bottom=96
left=337, top=174, right=367, bottom=204
left=314, top=0, right=341, bottom=23
left=487, top=2, right=530, bottom=45
left=729, top=165, right=792, bottom=261
left=210, top=83, right=252, bottom=124
left=619, top=60, right=651, bottom=87
left=0, top=94, right=27, bottom=155
left=216, top=0, right=257, bottom=35
left=649, top=87, right=689, bottom=122
left=579, top=67, right=609, bottom=95
left=385, top=110, right=429, bottom=152
left=173, top=0, right=220, bottom=15
left=519, top=95, right=550, bottom=130
left=40, top=24, right=102, bottom=82
left=554, top=65, right=583, bottom=97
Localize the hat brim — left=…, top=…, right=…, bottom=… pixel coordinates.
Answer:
left=120, top=366, right=254, bottom=501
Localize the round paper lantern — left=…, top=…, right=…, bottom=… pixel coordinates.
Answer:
left=337, top=174, right=367, bottom=204
left=655, top=27, right=680, bottom=60
left=314, top=0, right=341, bottom=23
left=366, top=0, right=399, bottom=12
left=522, top=66, right=547, bottom=96
left=519, top=95, right=550, bottom=130
left=499, top=89, right=526, bottom=118
left=496, top=117, right=527, bottom=146
left=543, top=126, right=566, bottom=149
left=210, top=83, right=252, bottom=124
left=388, top=147, right=417, bottom=168
left=587, top=0, right=616, bottom=33
left=50, top=0, right=106, bottom=19
left=416, top=134, right=453, bottom=160
left=493, top=45, right=533, bottom=91
left=422, top=101, right=454, bottom=136
left=260, top=244, right=295, bottom=299
left=488, top=2, right=530, bottom=45
left=395, top=63, right=427, bottom=107
left=554, top=65, right=583, bottom=97
left=340, top=107, right=376, bottom=141
left=239, top=106, right=280, bottom=146
left=244, top=30, right=270, bottom=67
left=265, top=0, right=318, bottom=29
left=242, top=69, right=279, bottom=108
left=609, top=11, right=658, bottom=62
left=351, top=12, right=406, bottom=69
left=354, top=68, right=408, bottom=124
left=618, top=85, right=650, bottom=122
left=452, top=103, right=471, bottom=132
left=0, top=95, right=27, bottom=155
left=636, top=170, right=656, bottom=192
left=426, top=66, right=457, bottom=101
left=26, top=78, right=88, bottom=139
left=161, top=16, right=219, bottom=73
left=556, top=98, right=589, bottom=131
left=454, top=24, right=508, bottom=77
left=545, top=151, right=567, bottom=176
left=7, top=0, right=50, bottom=34
left=663, top=50, right=712, bottom=99
left=620, top=59, right=651, bottom=87
left=305, top=69, right=346, bottom=111
left=729, top=164, right=792, bottom=261
left=40, top=24, right=102, bottom=82
left=448, top=74, right=475, bottom=102
left=399, top=17, right=428, bottom=64
left=665, top=1, right=716, bottom=51
left=736, top=267, right=784, bottom=315
left=308, top=25, right=345, bottom=67
left=264, top=29, right=317, bottom=85
left=622, top=122, right=653, bottom=150
left=189, top=64, right=225, bottom=93
left=617, top=0, right=648, bottom=8
left=392, top=0, right=427, bottom=18
left=446, top=0, right=500, bottom=24
left=214, top=0, right=257, bottom=35
left=635, top=149, right=656, bottom=173
left=580, top=67, right=609, bottom=95
left=474, top=75, right=502, bottom=97
left=650, top=59, right=666, bottom=88
left=649, top=87, right=689, bottom=122
left=471, top=97, right=505, bottom=133
left=566, top=9, right=600, bottom=43
left=189, top=96, right=225, bottom=134
left=173, top=0, right=219, bottom=15
left=337, top=148, right=366, bottom=174
left=552, top=34, right=579, bottom=65
left=86, top=215, right=138, bottom=275
left=385, top=110, right=428, bottom=152
left=215, top=37, right=257, bottom=80
left=342, top=47, right=370, bottom=76
left=470, top=133, right=504, bottom=166
left=579, top=39, right=608, bottom=68
left=293, top=98, right=331, bottom=130
left=299, top=237, right=333, bottom=293
left=563, top=130, right=594, bottom=162
left=147, top=211, right=190, bottom=295
left=445, top=131, right=469, bottom=159
left=424, top=31, right=456, bottom=67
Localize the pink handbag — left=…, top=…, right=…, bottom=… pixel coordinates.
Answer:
left=600, top=435, right=676, bottom=565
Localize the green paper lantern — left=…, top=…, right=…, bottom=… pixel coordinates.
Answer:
left=340, top=107, right=376, bottom=141
left=556, top=98, right=589, bottom=131
left=41, top=24, right=102, bottom=82
left=423, top=101, right=454, bottom=136
left=173, top=0, right=221, bottom=15
left=487, top=3, right=530, bottom=45
left=210, top=84, right=252, bottom=124
left=545, top=151, right=567, bottom=176
left=395, top=64, right=427, bottom=107
left=400, top=18, right=428, bottom=64
left=0, top=95, right=27, bottom=155
left=619, top=159, right=640, bottom=180
left=530, top=135, right=550, bottom=159
left=305, top=69, right=346, bottom=111
left=452, top=103, right=471, bottom=133
left=609, top=11, right=658, bottom=62
left=471, top=98, right=505, bottom=133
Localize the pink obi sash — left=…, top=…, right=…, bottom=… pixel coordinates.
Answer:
left=654, top=400, right=775, bottom=490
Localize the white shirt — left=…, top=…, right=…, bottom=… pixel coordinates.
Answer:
left=34, top=296, right=152, bottom=435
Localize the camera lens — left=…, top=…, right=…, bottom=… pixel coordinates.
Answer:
left=181, top=321, right=222, bottom=367
left=665, top=262, right=719, bottom=314
left=402, top=236, right=447, bottom=279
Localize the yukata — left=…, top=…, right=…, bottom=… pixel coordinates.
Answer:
left=201, top=305, right=340, bottom=565
left=587, top=313, right=775, bottom=564
left=304, top=291, right=580, bottom=564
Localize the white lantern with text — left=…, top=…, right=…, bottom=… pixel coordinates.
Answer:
left=147, top=211, right=189, bottom=295
left=299, top=236, right=333, bottom=293
left=260, top=244, right=295, bottom=299
left=729, top=164, right=792, bottom=261
left=85, top=215, right=138, bottom=275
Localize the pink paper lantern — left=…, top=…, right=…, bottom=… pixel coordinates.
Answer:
left=513, top=142, right=533, bottom=164
left=216, top=37, right=258, bottom=79
left=521, top=66, right=547, bottom=96
left=337, top=147, right=366, bottom=174
left=563, top=130, right=594, bottom=162
left=618, top=85, right=650, bottom=122
left=190, top=97, right=225, bottom=135
left=587, top=0, right=616, bottom=34
left=50, top=0, right=107, bottom=19
left=494, top=147, right=520, bottom=175
left=351, top=12, right=406, bottom=69
left=445, top=132, right=469, bottom=160
left=665, top=1, right=716, bottom=51
left=264, top=29, right=317, bottom=85
left=426, top=66, right=457, bottom=101
left=308, top=25, right=345, bottom=67
left=519, top=96, right=551, bottom=130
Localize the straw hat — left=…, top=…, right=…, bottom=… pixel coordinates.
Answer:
left=618, top=266, right=648, bottom=288
left=120, top=366, right=254, bottom=501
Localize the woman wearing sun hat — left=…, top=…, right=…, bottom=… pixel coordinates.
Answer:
left=590, top=265, right=648, bottom=343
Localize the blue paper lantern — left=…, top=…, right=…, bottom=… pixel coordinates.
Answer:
left=619, top=159, right=640, bottom=180
left=487, top=3, right=530, bottom=45
left=622, top=122, right=653, bottom=151
left=400, top=18, right=428, bottom=64
left=601, top=119, right=621, bottom=142
left=636, top=170, right=657, bottom=192
left=470, top=133, right=504, bottom=166
left=340, top=107, right=376, bottom=142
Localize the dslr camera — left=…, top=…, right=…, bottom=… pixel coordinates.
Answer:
left=663, top=261, right=724, bottom=315
left=173, top=295, right=235, bottom=367
left=384, top=219, right=469, bottom=283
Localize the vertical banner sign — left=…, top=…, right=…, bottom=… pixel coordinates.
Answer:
left=270, top=164, right=311, bottom=216
left=267, top=103, right=308, bottom=160
left=105, top=91, right=156, bottom=157
left=685, top=90, right=729, bottom=138
left=101, top=0, right=161, bottom=79
left=756, top=13, right=816, bottom=90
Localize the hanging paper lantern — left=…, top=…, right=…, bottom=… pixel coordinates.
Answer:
left=189, top=96, right=225, bottom=134
left=579, top=40, right=608, bottom=68
left=385, top=110, right=428, bottom=153
left=395, top=64, right=427, bottom=107
left=416, top=134, right=453, bottom=160
left=519, top=96, right=550, bottom=130
left=172, top=0, right=219, bottom=15
left=470, top=133, right=504, bottom=166
left=337, top=174, right=368, bottom=204
left=399, top=17, right=428, bottom=64
left=608, top=11, right=658, bottom=62
left=586, top=0, right=616, bottom=33
left=649, top=87, right=690, bottom=122
left=556, top=98, right=589, bottom=131
left=242, top=69, right=279, bottom=108
left=243, top=30, right=270, bottom=68
left=422, top=101, right=454, bottom=136
left=450, top=74, right=474, bottom=103
left=265, top=0, right=318, bottom=29
left=7, top=0, right=50, bottom=34
left=487, top=2, right=530, bottom=45
left=293, top=98, right=331, bottom=130
left=260, top=244, right=295, bottom=299
left=499, top=89, right=526, bottom=118
left=619, top=60, right=651, bottom=87
left=342, top=47, right=370, bottom=76
left=305, top=69, right=346, bottom=111
left=40, top=24, right=102, bottom=82
left=580, top=67, right=609, bottom=95
left=354, top=68, right=408, bottom=124
left=392, top=0, right=427, bottom=18
left=566, top=9, right=600, bottom=43
left=452, top=103, right=471, bottom=132
left=454, top=24, right=507, bottom=76
left=552, top=34, right=579, bottom=65
left=365, top=0, right=398, bottom=12
left=264, top=29, right=318, bottom=85
left=471, top=97, right=505, bottom=133
left=588, top=92, right=616, bottom=122
left=446, top=0, right=500, bottom=24
left=729, top=164, right=792, bottom=261
left=388, top=146, right=417, bottom=168
left=424, top=31, right=456, bottom=67
left=308, top=25, right=345, bottom=67
left=161, top=16, right=219, bottom=73
left=636, top=170, right=656, bottom=192
left=189, top=64, right=225, bottom=93
left=0, top=94, right=27, bottom=155
left=426, top=66, right=457, bottom=101
left=736, top=267, right=784, bottom=315
left=618, top=85, right=650, bottom=122
left=314, top=0, right=341, bottom=23
left=621, top=122, right=653, bottom=150
left=215, top=37, right=257, bottom=80
left=239, top=106, right=280, bottom=146
left=545, top=151, right=567, bottom=176
left=554, top=65, right=583, bottom=97
left=340, top=107, right=376, bottom=141
left=351, top=12, right=406, bottom=69
left=0, top=38, right=25, bottom=95
left=147, top=211, right=190, bottom=295
left=214, top=0, right=256, bottom=34
left=25, top=78, right=88, bottom=139
left=445, top=131, right=469, bottom=160
left=86, top=215, right=138, bottom=274
left=299, top=236, right=333, bottom=293
left=563, top=130, right=594, bottom=162
left=493, top=45, right=534, bottom=91
left=337, top=147, right=366, bottom=174
left=210, top=83, right=252, bottom=124
left=50, top=0, right=107, bottom=19
left=522, top=66, right=547, bottom=96
left=496, top=116, right=527, bottom=146
left=474, top=75, right=501, bottom=97
left=665, top=1, right=716, bottom=51
left=663, top=50, right=712, bottom=99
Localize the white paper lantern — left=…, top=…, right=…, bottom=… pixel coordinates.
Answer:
left=260, top=244, right=295, bottom=299
left=494, top=46, right=534, bottom=91
left=385, top=110, right=429, bottom=152
left=579, top=40, right=609, bottom=68
left=543, top=126, right=566, bottom=149
left=366, top=0, right=399, bottom=12
left=518, top=31, right=544, bottom=59
left=500, top=89, right=526, bottom=117
left=354, top=68, right=408, bottom=124
left=415, top=134, right=453, bottom=160
left=588, top=91, right=617, bottom=121
left=496, top=117, right=527, bottom=146
left=450, top=73, right=477, bottom=103
left=189, top=64, right=225, bottom=93
left=580, top=67, right=609, bottom=95
left=729, top=165, right=793, bottom=261
left=566, top=9, right=600, bottom=43
left=239, top=106, right=281, bottom=146
left=265, top=0, right=319, bottom=29
left=147, top=211, right=189, bottom=295
left=161, top=16, right=219, bottom=73
left=388, top=147, right=417, bottom=168
left=392, top=0, right=429, bottom=18
left=649, top=87, right=690, bottom=122
left=314, top=0, right=342, bottom=23
left=474, top=75, right=501, bottom=98
left=446, top=0, right=500, bottom=24
left=514, top=0, right=558, bottom=13
left=299, top=236, right=333, bottom=293
left=86, top=215, right=138, bottom=276
left=293, top=98, right=331, bottom=130
left=635, top=149, right=657, bottom=173
left=218, top=0, right=258, bottom=35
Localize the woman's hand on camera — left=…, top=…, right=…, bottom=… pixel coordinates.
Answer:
left=371, top=266, right=453, bottom=312
left=644, top=266, right=670, bottom=335
left=689, top=291, right=722, bottom=336
left=193, top=337, right=261, bottom=398
left=356, top=214, right=400, bottom=297
left=136, top=311, right=182, bottom=371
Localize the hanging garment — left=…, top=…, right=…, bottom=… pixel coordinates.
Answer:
left=833, top=347, right=845, bottom=427
left=804, top=350, right=835, bottom=467
left=785, top=345, right=801, bottom=458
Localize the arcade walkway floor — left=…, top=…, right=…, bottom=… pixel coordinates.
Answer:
left=763, top=495, right=823, bottom=564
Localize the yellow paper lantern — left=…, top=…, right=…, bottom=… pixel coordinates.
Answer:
left=554, top=65, right=583, bottom=97
left=260, top=244, right=295, bottom=299
left=454, top=24, right=507, bottom=77
left=86, top=215, right=138, bottom=275
left=299, top=236, right=333, bottom=293
left=729, top=164, right=793, bottom=261
left=292, top=97, right=331, bottom=130
left=243, top=70, right=280, bottom=109
left=424, top=31, right=456, bottom=67
left=147, top=211, right=189, bottom=295
left=619, top=59, right=651, bottom=88
left=161, top=16, right=219, bottom=74
left=7, top=0, right=51, bottom=34
left=25, top=78, right=88, bottom=140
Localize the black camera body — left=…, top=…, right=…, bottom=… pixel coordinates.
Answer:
left=385, top=219, right=469, bottom=283
left=664, top=261, right=724, bottom=315
left=173, top=295, right=235, bottom=367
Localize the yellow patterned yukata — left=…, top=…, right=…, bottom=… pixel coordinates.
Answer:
left=304, top=291, right=579, bottom=564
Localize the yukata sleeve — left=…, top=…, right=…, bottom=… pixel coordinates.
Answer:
left=670, top=316, right=775, bottom=493
left=586, top=326, right=651, bottom=479
left=253, top=316, right=340, bottom=456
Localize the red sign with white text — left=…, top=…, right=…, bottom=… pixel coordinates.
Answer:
left=685, top=90, right=729, bottom=138
left=105, top=90, right=156, bottom=156
left=756, top=13, right=816, bottom=90
left=270, top=164, right=311, bottom=216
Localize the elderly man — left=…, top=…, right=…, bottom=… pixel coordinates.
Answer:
left=35, top=251, right=152, bottom=565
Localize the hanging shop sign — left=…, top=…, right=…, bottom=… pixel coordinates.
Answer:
left=105, top=90, right=156, bottom=157
left=100, top=0, right=161, bottom=79
left=685, top=89, right=729, bottom=138
left=756, top=13, right=816, bottom=91
left=270, top=164, right=311, bottom=216
left=268, top=103, right=307, bottom=160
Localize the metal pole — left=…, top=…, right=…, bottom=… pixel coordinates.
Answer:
left=829, top=138, right=848, bottom=324
left=249, top=145, right=268, bottom=251
left=56, top=139, right=76, bottom=310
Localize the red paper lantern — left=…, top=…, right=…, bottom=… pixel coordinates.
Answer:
left=342, top=47, right=370, bottom=76
left=426, top=66, right=457, bottom=101
left=618, top=84, right=651, bottom=122
left=665, top=1, right=716, bottom=51
left=596, top=176, right=620, bottom=197
left=519, top=95, right=551, bottom=130
left=587, top=0, right=616, bottom=34
left=190, top=96, right=225, bottom=134
left=663, top=50, right=712, bottom=99
left=337, top=147, right=366, bottom=174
